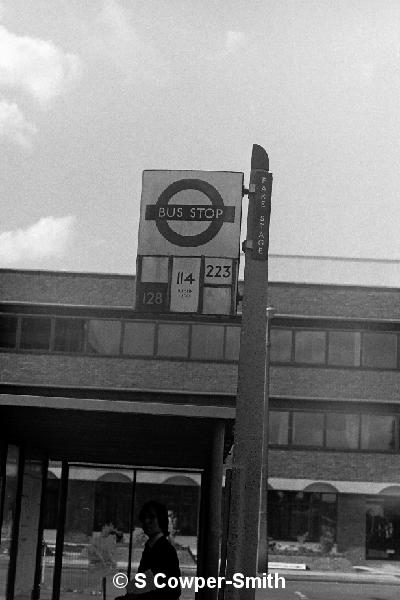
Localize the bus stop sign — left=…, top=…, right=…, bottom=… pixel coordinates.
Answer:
left=137, top=170, right=243, bottom=258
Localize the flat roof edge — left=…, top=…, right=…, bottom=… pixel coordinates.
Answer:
left=0, top=393, right=235, bottom=419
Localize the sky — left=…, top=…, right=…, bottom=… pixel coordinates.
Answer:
left=1, top=0, right=400, bottom=286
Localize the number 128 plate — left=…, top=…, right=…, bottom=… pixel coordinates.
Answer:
left=137, top=282, right=168, bottom=312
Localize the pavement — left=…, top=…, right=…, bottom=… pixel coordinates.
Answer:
left=267, top=564, right=400, bottom=585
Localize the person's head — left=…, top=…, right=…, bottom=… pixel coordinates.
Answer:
left=139, top=501, right=169, bottom=537
left=101, top=522, right=114, bottom=536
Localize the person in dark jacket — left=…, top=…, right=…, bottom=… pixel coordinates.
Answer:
left=116, top=501, right=181, bottom=600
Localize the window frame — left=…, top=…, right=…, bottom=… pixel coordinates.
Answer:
left=268, top=409, right=400, bottom=453
left=1, top=309, right=400, bottom=371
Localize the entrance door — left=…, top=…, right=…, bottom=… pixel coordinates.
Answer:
left=366, top=497, right=400, bottom=560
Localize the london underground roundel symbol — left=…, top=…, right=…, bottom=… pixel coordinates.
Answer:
left=154, top=179, right=226, bottom=248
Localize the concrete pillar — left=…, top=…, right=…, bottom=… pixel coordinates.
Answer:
left=198, top=422, right=225, bottom=600
left=13, top=457, right=44, bottom=600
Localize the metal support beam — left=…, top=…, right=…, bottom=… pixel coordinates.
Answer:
left=198, top=421, right=225, bottom=600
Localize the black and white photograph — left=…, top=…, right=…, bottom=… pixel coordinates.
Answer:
left=1, top=2, right=400, bottom=599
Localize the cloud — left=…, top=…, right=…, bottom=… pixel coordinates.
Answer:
left=0, top=24, right=81, bottom=104
left=0, top=216, right=76, bottom=265
left=225, top=31, right=246, bottom=54
left=85, top=0, right=169, bottom=85
left=0, top=98, right=37, bottom=148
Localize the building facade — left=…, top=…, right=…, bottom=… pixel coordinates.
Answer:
left=1, top=268, right=400, bottom=598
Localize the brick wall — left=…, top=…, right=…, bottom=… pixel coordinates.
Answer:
left=0, top=269, right=135, bottom=307
left=2, top=351, right=399, bottom=405
left=2, top=270, right=400, bottom=319
left=269, top=449, right=400, bottom=483
left=0, top=352, right=238, bottom=395
left=270, top=366, right=400, bottom=402
left=269, top=282, right=400, bottom=320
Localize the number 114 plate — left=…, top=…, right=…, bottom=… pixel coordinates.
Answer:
left=170, top=257, right=201, bottom=313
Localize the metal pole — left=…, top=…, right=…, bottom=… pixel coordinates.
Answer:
left=257, top=307, right=274, bottom=572
left=225, top=145, right=272, bottom=600
left=6, top=447, right=25, bottom=600
left=33, top=456, right=49, bottom=600
left=127, top=469, right=137, bottom=581
left=204, top=421, right=225, bottom=600
left=52, top=460, right=69, bottom=600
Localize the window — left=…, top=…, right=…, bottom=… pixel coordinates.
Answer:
left=361, top=415, right=397, bottom=451
left=269, top=412, right=289, bottom=445
left=362, top=333, right=397, bottom=369
left=87, top=320, right=121, bottom=355
left=190, top=325, right=224, bottom=360
left=326, top=413, right=359, bottom=449
left=224, top=326, right=240, bottom=361
left=294, top=331, right=326, bottom=364
left=292, top=412, right=324, bottom=446
left=270, top=329, right=292, bottom=362
left=268, top=490, right=337, bottom=543
left=123, top=321, right=155, bottom=356
left=328, top=331, right=361, bottom=367
left=0, top=315, right=17, bottom=348
left=54, top=318, right=85, bottom=353
left=20, top=316, right=51, bottom=350
left=157, top=324, right=189, bottom=358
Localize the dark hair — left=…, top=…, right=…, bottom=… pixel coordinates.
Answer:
left=139, top=501, right=169, bottom=536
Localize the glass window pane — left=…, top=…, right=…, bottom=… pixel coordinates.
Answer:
left=326, top=413, right=359, bottom=449
left=20, top=316, right=51, bottom=350
left=136, top=470, right=200, bottom=536
left=294, top=331, right=326, bottom=364
left=362, top=333, right=397, bottom=369
left=87, top=320, right=121, bottom=355
left=123, top=321, right=155, bottom=356
left=0, top=315, right=17, bottom=348
left=225, top=326, right=240, bottom=361
left=293, top=412, right=324, bottom=446
left=269, top=412, right=289, bottom=445
left=268, top=490, right=337, bottom=543
left=54, top=319, right=85, bottom=353
left=361, top=415, right=397, bottom=451
left=157, top=324, right=189, bottom=358
left=270, top=329, right=292, bottom=362
left=191, top=325, right=224, bottom=360
left=328, top=331, right=361, bottom=367
left=58, top=466, right=133, bottom=598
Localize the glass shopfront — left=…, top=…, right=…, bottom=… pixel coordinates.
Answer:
left=268, top=490, right=337, bottom=545
left=38, top=464, right=200, bottom=600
